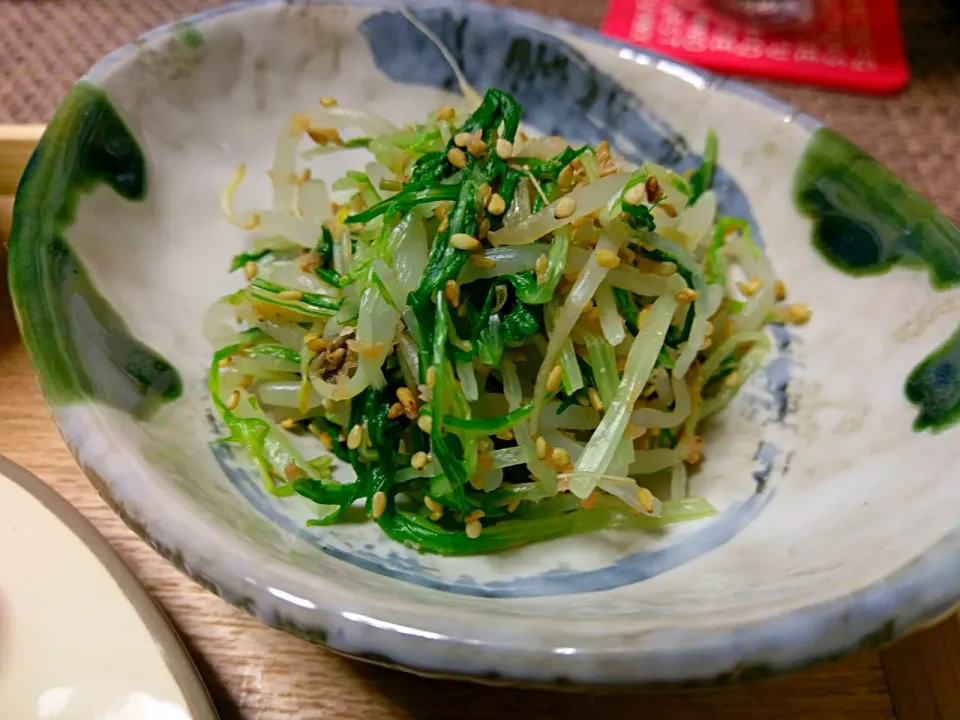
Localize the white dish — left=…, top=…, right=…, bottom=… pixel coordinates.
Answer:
left=0, top=457, right=216, bottom=719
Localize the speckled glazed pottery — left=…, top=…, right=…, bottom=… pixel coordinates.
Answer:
left=10, top=0, right=960, bottom=688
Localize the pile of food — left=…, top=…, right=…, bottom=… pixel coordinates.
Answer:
left=206, top=84, right=809, bottom=555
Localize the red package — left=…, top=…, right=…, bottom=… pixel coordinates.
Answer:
left=602, top=0, right=909, bottom=94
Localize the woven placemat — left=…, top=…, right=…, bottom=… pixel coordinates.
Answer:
left=2, top=0, right=958, bottom=222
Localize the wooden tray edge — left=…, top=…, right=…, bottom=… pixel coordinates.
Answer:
left=0, top=124, right=44, bottom=198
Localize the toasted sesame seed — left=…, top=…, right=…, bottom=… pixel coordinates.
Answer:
left=397, top=387, right=418, bottom=418
left=437, top=216, right=450, bottom=234
left=487, top=193, right=506, bottom=216
left=438, top=105, right=456, bottom=121
left=444, top=279, right=461, bottom=308
left=554, top=196, right=578, bottom=220
left=623, top=183, right=647, bottom=207
left=645, top=175, right=662, bottom=202
left=284, top=463, right=306, bottom=481
left=243, top=260, right=258, bottom=280
left=477, top=450, right=494, bottom=472
left=454, top=131, right=473, bottom=148
left=535, top=254, right=549, bottom=276
left=737, top=277, right=762, bottom=297
left=387, top=402, right=404, bottom=420
left=429, top=510, right=444, bottom=521
left=474, top=219, right=488, bottom=241
left=637, top=307, right=651, bottom=328
left=372, top=491, right=387, bottom=519
left=787, top=302, right=812, bottom=325
left=226, top=390, right=241, bottom=411
left=218, top=356, right=233, bottom=368
left=307, top=336, right=329, bottom=353
left=447, top=147, right=468, bottom=169
left=675, top=288, right=698, bottom=305
left=418, top=414, right=433, bottom=434
left=577, top=394, right=590, bottom=407
left=495, top=429, right=514, bottom=441
left=279, top=417, right=299, bottom=430
left=319, top=96, right=338, bottom=107
left=467, top=138, right=487, bottom=158
left=557, top=164, right=575, bottom=191
left=312, top=426, right=333, bottom=450
left=636, top=487, right=655, bottom=513
left=239, top=374, right=254, bottom=389
left=683, top=436, right=704, bottom=464
left=588, top=387, right=604, bottom=412
left=346, top=424, right=364, bottom=449
left=425, top=496, right=443, bottom=514
left=478, top=182, right=491, bottom=206
left=450, top=233, right=481, bottom=251
left=465, top=509, right=485, bottom=523
left=595, top=248, right=621, bottom=269
left=496, top=137, right=513, bottom=159
left=326, top=347, right=346, bottom=367
left=656, top=261, right=677, bottom=277
left=571, top=214, right=592, bottom=231
left=426, top=366, right=436, bottom=389
left=535, top=436, right=549, bottom=460
left=580, top=493, right=599, bottom=510
left=468, top=254, right=497, bottom=269
left=411, top=451, right=430, bottom=471
left=278, top=289, right=304, bottom=302
left=551, top=447, right=572, bottom=469
left=307, top=126, right=343, bottom=145
left=355, top=341, right=385, bottom=359
left=546, top=364, right=563, bottom=393
left=775, top=279, right=788, bottom=301
left=465, top=519, right=483, bottom=539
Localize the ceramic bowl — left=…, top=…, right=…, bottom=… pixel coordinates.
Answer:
left=11, top=0, right=960, bottom=688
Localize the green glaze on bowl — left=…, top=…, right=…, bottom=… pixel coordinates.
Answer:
left=906, top=326, right=960, bottom=432
left=173, top=22, right=205, bottom=49
left=9, top=82, right=181, bottom=420
left=795, top=127, right=960, bottom=432
left=795, top=127, right=960, bottom=287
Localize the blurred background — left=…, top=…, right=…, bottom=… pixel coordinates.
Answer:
left=2, top=0, right=958, bottom=222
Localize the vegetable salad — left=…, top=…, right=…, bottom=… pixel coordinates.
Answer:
left=206, top=83, right=809, bottom=555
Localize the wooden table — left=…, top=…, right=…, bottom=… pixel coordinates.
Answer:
left=2, top=1, right=960, bottom=716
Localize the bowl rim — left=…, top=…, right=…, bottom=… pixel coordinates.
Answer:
left=12, top=0, right=960, bottom=688
left=0, top=456, right=218, bottom=716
